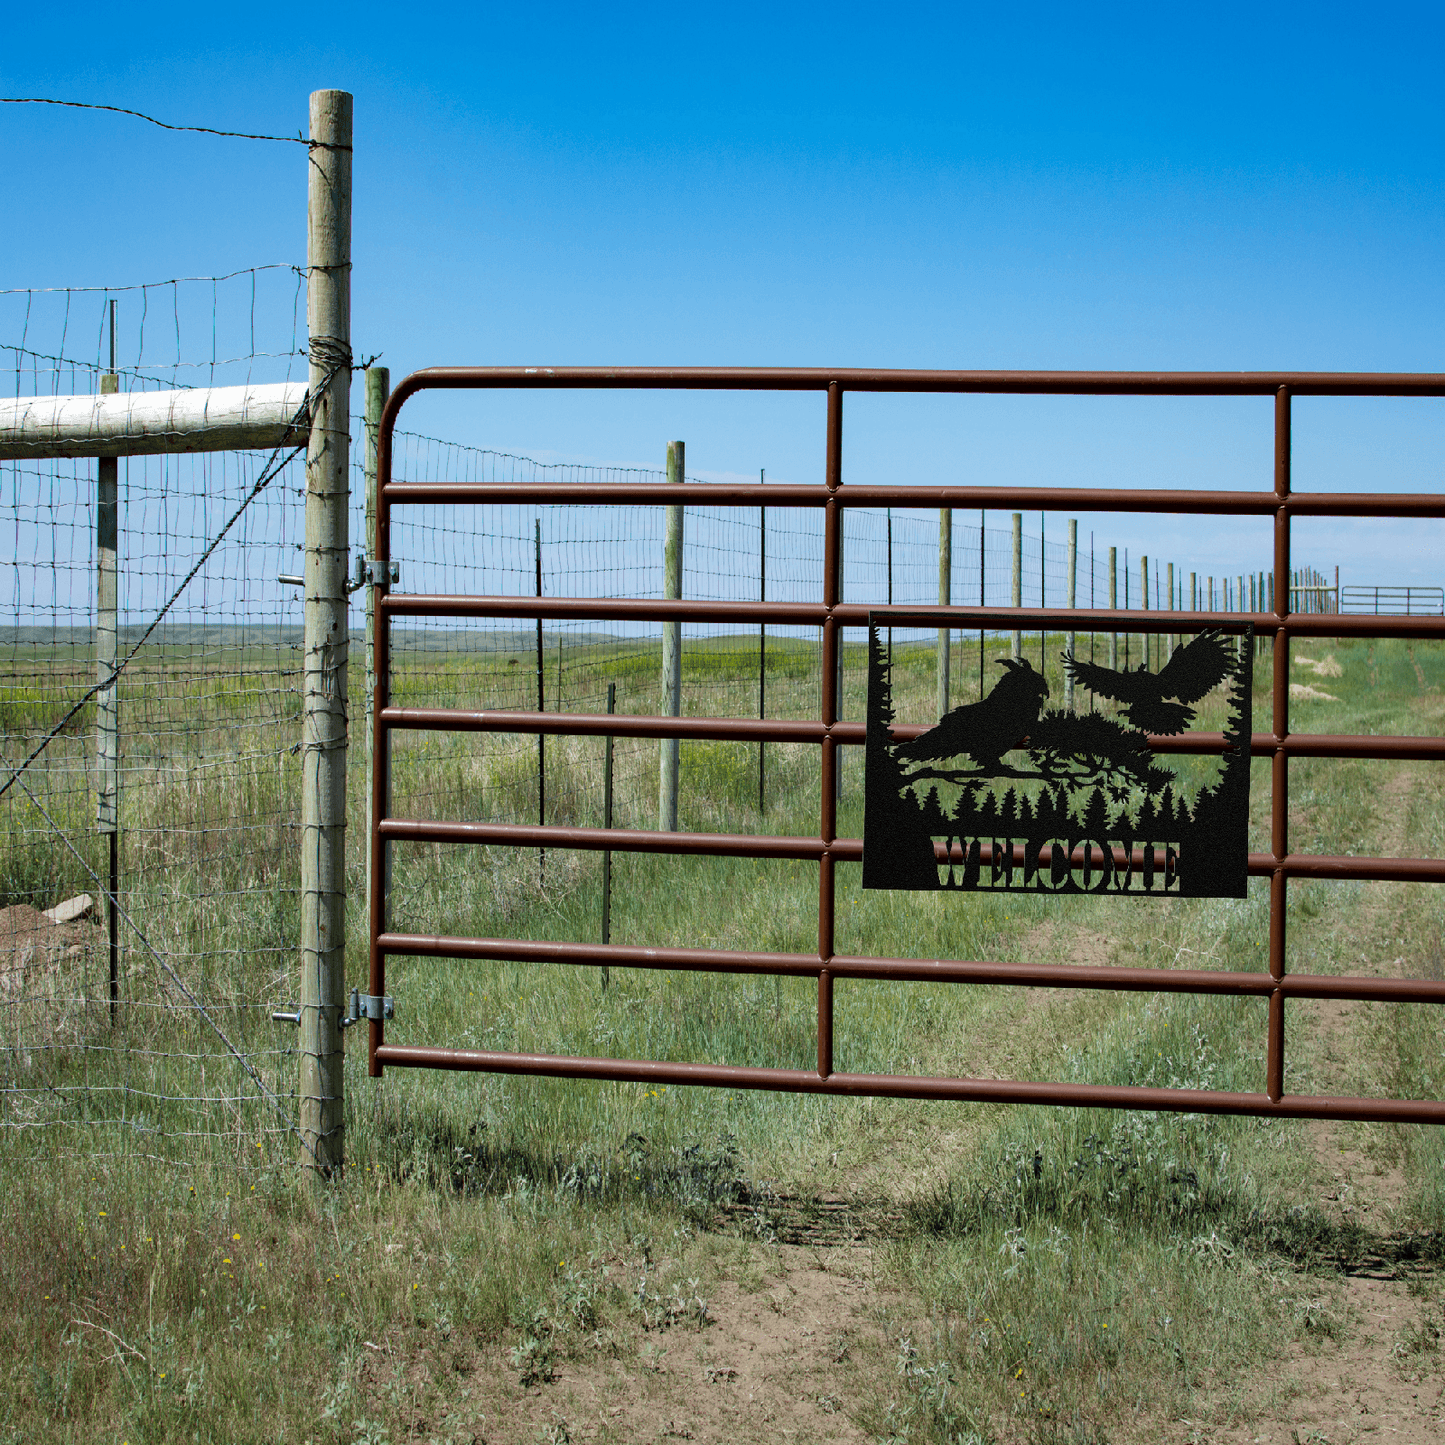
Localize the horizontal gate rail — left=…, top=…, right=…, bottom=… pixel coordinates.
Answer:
left=368, top=1048, right=1445, bottom=1126
left=380, top=481, right=1445, bottom=518
left=379, top=593, right=1445, bottom=638
left=369, top=366, right=1445, bottom=1125
left=377, top=815, right=1445, bottom=887
left=374, top=933, right=1445, bottom=1004
left=379, top=708, right=1445, bottom=762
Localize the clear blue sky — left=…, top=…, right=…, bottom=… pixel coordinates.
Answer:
left=4, top=2, right=1443, bottom=583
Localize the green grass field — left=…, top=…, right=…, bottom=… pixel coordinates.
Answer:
left=2, top=630, right=1444, bottom=1443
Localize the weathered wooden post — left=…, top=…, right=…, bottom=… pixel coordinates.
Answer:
left=1142, top=556, right=1150, bottom=671
left=299, top=88, right=352, bottom=1175
left=1039, top=513, right=1046, bottom=676
left=885, top=506, right=893, bottom=663
left=659, top=441, right=683, bottom=830
left=937, top=508, right=951, bottom=717
left=1010, top=512, right=1022, bottom=660
left=97, top=301, right=119, bottom=1026
left=1108, top=547, right=1118, bottom=670
left=1064, top=519, right=1077, bottom=711
left=363, top=366, right=389, bottom=937
left=1167, top=561, right=1176, bottom=662
left=978, top=510, right=986, bottom=697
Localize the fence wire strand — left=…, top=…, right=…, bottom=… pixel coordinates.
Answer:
left=2, top=270, right=310, bottom=1164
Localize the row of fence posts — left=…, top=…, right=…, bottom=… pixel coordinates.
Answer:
left=491, top=454, right=1340, bottom=955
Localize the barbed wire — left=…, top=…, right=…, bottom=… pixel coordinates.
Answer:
left=0, top=265, right=303, bottom=297
left=0, top=97, right=349, bottom=150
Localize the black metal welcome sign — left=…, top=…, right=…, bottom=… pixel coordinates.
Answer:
left=862, top=620, right=1253, bottom=899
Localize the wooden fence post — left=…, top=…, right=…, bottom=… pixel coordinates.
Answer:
left=1065, top=519, right=1077, bottom=711
left=1108, top=547, right=1118, bottom=670
left=978, top=509, right=986, bottom=699
left=1167, top=561, right=1176, bottom=662
left=1010, top=512, right=1022, bottom=660
left=97, top=300, right=119, bottom=1026
left=937, top=508, right=951, bottom=717
left=1142, top=555, right=1151, bottom=670
left=659, top=441, right=683, bottom=830
left=299, top=87, right=352, bottom=1176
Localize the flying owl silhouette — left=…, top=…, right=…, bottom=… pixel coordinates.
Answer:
left=1063, top=630, right=1233, bottom=735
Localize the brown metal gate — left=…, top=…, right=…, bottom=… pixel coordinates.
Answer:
left=369, top=368, right=1445, bottom=1124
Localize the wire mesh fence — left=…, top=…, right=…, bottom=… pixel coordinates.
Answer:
left=377, top=433, right=1306, bottom=856
left=2, top=288, right=1345, bottom=1163
left=1, top=270, right=308, bottom=1163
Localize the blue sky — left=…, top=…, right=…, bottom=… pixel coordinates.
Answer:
left=4, top=1, right=1443, bottom=584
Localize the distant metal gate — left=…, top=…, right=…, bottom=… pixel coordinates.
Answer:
left=1342, top=585, right=1445, bottom=616
left=369, top=368, right=1445, bottom=1124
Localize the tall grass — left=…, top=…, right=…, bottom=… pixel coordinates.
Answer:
left=1, top=631, right=1442, bottom=1442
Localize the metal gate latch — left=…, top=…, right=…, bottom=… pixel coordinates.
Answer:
left=340, top=988, right=394, bottom=1028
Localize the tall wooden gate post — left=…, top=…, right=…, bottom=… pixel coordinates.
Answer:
left=659, top=441, right=683, bottom=830
left=299, top=88, right=352, bottom=1175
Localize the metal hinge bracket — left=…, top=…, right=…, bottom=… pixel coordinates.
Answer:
left=341, top=988, right=394, bottom=1028
left=353, top=556, right=399, bottom=590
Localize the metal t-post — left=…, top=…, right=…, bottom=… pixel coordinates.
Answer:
left=659, top=441, right=683, bottom=830
left=299, top=88, right=352, bottom=1175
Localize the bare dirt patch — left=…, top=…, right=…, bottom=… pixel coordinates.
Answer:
left=1022, top=920, right=1113, bottom=969
left=1172, top=1276, right=1445, bottom=1445
left=418, top=1244, right=894, bottom=1444
left=0, top=900, right=104, bottom=998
